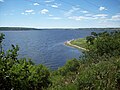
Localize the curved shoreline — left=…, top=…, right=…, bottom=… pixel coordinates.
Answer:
left=64, top=39, right=88, bottom=51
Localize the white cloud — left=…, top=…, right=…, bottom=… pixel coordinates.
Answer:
left=110, top=13, right=120, bottom=21
left=65, top=6, right=80, bottom=16
left=81, top=11, right=89, bottom=14
left=68, top=14, right=108, bottom=21
left=40, top=9, right=49, bottom=14
left=99, top=6, right=107, bottom=11
left=21, top=13, right=25, bottom=15
left=21, top=13, right=28, bottom=15
left=51, top=5, right=58, bottom=8
left=22, top=9, right=35, bottom=15
left=68, top=16, right=87, bottom=21
left=45, top=0, right=54, bottom=3
left=98, top=18, right=120, bottom=27
left=90, top=14, right=108, bottom=19
left=25, top=9, right=34, bottom=13
left=0, top=0, right=4, bottom=2
left=49, top=17, right=62, bottom=20
left=51, top=3, right=61, bottom=8
left=49, top=14, right=53, bottom=16
left=33, top=3, right=39, bottom=6
left=93, top=14, right=108, bottom=19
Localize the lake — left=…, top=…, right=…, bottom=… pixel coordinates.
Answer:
left=1, top=29, right=106, bottom=70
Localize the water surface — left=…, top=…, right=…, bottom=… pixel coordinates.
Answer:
left=1, top=29, right=105, bottom=69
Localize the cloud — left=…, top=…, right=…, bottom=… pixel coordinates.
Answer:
left=51, top=3, right=61, bottom=8
left=99, top=6, right=107, bottom=11
left=49, top=17, right=62, bottom=20
left=33, top=3, right=39, bottom=6
left=65, top=6, right=80, bottom=16
left=68, top=16, right=86, bottom=20
left=49, top=14, right=53, bottom=16
left=21, top=13, right=25, bottom=15
left=0, top=0, right=4, bottom=2
left=81, top=11, right=89, bottom=14
left=45, top=0, right=54, bottom=3
left=21, top=13, right=28, bottom=15
left=51, top=5, right=58, bottom=8
left=68, top=14, right=108, bottom=21
left=93, top=14, right=108, bottom=19
left=40, top=9, right=49, bottom=14
left=25, top=9, right=34, bottom=13
left=21, top=9, right=35, bottom=15
left=110, top=13, right=120, bottom=21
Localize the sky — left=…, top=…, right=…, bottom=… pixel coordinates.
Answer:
left=0, top=0, right=120, bottom=28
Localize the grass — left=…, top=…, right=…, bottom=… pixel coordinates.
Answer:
left=70, top=38, right=87, bottom=49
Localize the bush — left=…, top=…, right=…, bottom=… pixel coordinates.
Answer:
left=77, top=57, right=120, bottom=90
left=0, top=33, right=51, bottom=90
left=58, top=58, right=79, bottom=76
left=86, top=31, right=120, bottom=56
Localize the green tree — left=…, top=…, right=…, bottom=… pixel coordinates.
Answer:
left=86, top=31, right=120, bottom=56
left=58, top=58, right=79, bottom=76
left=0, top=33, right=51, bottom=90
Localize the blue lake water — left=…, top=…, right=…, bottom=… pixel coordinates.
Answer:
left=1, top=29, right=106, bottom=69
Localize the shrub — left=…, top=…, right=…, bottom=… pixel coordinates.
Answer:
left=86, top=31, right=120, bottom=56
left=77, top=57, right=120, bottom=90
left=0, top=33, right=51, bottom=90
left=58, top=58, right=79, bottom=76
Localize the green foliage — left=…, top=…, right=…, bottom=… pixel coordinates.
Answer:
left=70, top=38, right=87, bottom=49
left=0, top=34, right=51, bottom=90
left=0, top=33, right=5, bottom=43
left=58, top=58, right=79, bottom=76
left=77, top=57, right=120, bottom=90
left=47, top=59, right=80, bottom=90
left=86, top=31, right=120, bottom=56
left=86, top=35, right=95, bottom=45
left=47, top=83, right=77, bottom=90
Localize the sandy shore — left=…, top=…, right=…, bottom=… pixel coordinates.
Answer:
left=65, top=40, right=88, bottom=51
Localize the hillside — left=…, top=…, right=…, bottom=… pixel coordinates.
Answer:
left=0, top=31, right=120, bottom=90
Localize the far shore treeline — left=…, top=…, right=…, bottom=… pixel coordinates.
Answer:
left=0, top=27, right=120, bottom=31
left=0, top=27, right=40, bottom=31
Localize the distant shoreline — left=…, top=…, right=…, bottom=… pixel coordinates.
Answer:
left=0, top=27, right=40, bottom=31
left=0, top=27, right=120, bottom=31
